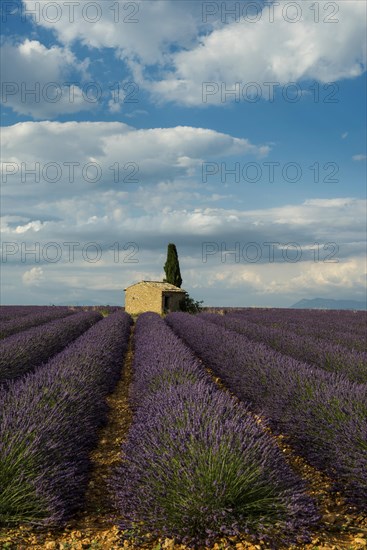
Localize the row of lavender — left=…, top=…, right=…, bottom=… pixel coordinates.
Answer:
left=201, top=313, right=367, bottom=384
left=229, top=308, right=367, bottom=344
left=71, top=305, right=123, bottom=314
left=112, top=313, right=318, bottom=547
left=167, top=313, right=367, bottom=509
left=215, top=307, right=366, bottom=327
left=0, top=311, right=102, bottom=385
left=0, top=307, right=76, bottom=339
left=0, top=311, right=132, bottom=525
left=0, top=305, right=55, bottom=322
left=205, top=308, right=366, bottom=342
left=239, top=312, right=367, bottom=352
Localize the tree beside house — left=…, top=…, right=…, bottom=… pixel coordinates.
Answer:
left=124, top=243, right=202, bottom=315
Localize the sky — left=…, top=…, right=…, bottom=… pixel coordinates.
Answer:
left=0, top=0, right=366, bottom=307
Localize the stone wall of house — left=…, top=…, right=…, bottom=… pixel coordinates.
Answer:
left=125, top=286, right=163, bottom=315
left=125, top=285, right=186, bottom=315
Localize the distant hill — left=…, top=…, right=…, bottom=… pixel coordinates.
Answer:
left=290, top=298, right=367, bottom=310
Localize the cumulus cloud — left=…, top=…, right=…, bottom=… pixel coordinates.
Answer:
left=5, top=233, right=366, bottom=306
left=1, top=123, right=364, bottom=256
left=22, top=266, right=44, bottom=286
left=1, top=121, right=269, bottom=196
left=2, top=194, right=365, bottom=305
left=0, top=39, right=93, bottom=118
left=1, top=120, right=364, bottom=243
left=142, top=0, right=367, bottom=105
left=19, top=1, right=366, bottom=108
left=22, top=0, right=202, bottom=64
left=194, top=257, right=367, bottom=305
left=2, top=194, right=365, bottom=261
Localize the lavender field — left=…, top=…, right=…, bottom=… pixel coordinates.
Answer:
left=0, top=306, right=366, bottom=549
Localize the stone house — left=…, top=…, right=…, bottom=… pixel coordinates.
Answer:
left=124, top=281, right=186, bottom=315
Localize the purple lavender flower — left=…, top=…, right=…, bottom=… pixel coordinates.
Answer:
left=112, top=312, right=318, bottom=546
left=0, top=311, right=132, bottom=526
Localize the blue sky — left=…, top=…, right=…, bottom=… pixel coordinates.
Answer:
left=1, top=0, right=366, bottom=306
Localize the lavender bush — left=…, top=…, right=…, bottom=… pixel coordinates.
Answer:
left=0, top=311, right=132, bottom=526
left=167, top=312, right=367, bottom=509
left=0, top=310, right=102, bottom=385
left=229, top=308, right=367, bottom=342
left=0, top=306, right=48, bottom=322
left=200, top=313, right=367, bottom=384
left=112, top=313, right=318, bottom=546
left=0, top=307, right=75, bottom=339
left=129, top=312, right=209, bottom=407
left=260, top=316, right=366, bottom=352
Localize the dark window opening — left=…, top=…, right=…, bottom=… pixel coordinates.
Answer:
left=164, top=295, right=170, bottom=312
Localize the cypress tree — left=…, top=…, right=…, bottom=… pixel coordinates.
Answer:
left=163, top=243, right=182, bottom=288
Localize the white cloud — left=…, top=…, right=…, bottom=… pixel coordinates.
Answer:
left=22, top=0, right=202, bottom=64
left=352, top=154, right=367, bottom=161
left=143, top=0, right=366, bottom=105
left=125, top=109, right=148, bottom=119
left=200, top=257, right=366, bottom=298
left=22, top=266, right=44, bottom=286
left=2, top=195, right=365, bottom=304
left=20, top=1, right=366, bottom=108
left=108, top=98, right=122, bottom=113
left=14, top=220, right=44, bottom=233
left=341, top=132, right=349, bottom=139
left=2, top=193, right=365, bottom=258
left=0, top=39, right=93, bottom=118
left=1, top=121, right=269, bottom=193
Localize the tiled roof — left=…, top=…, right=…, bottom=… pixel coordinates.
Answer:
left=124, top=280, right=186, bottom=292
